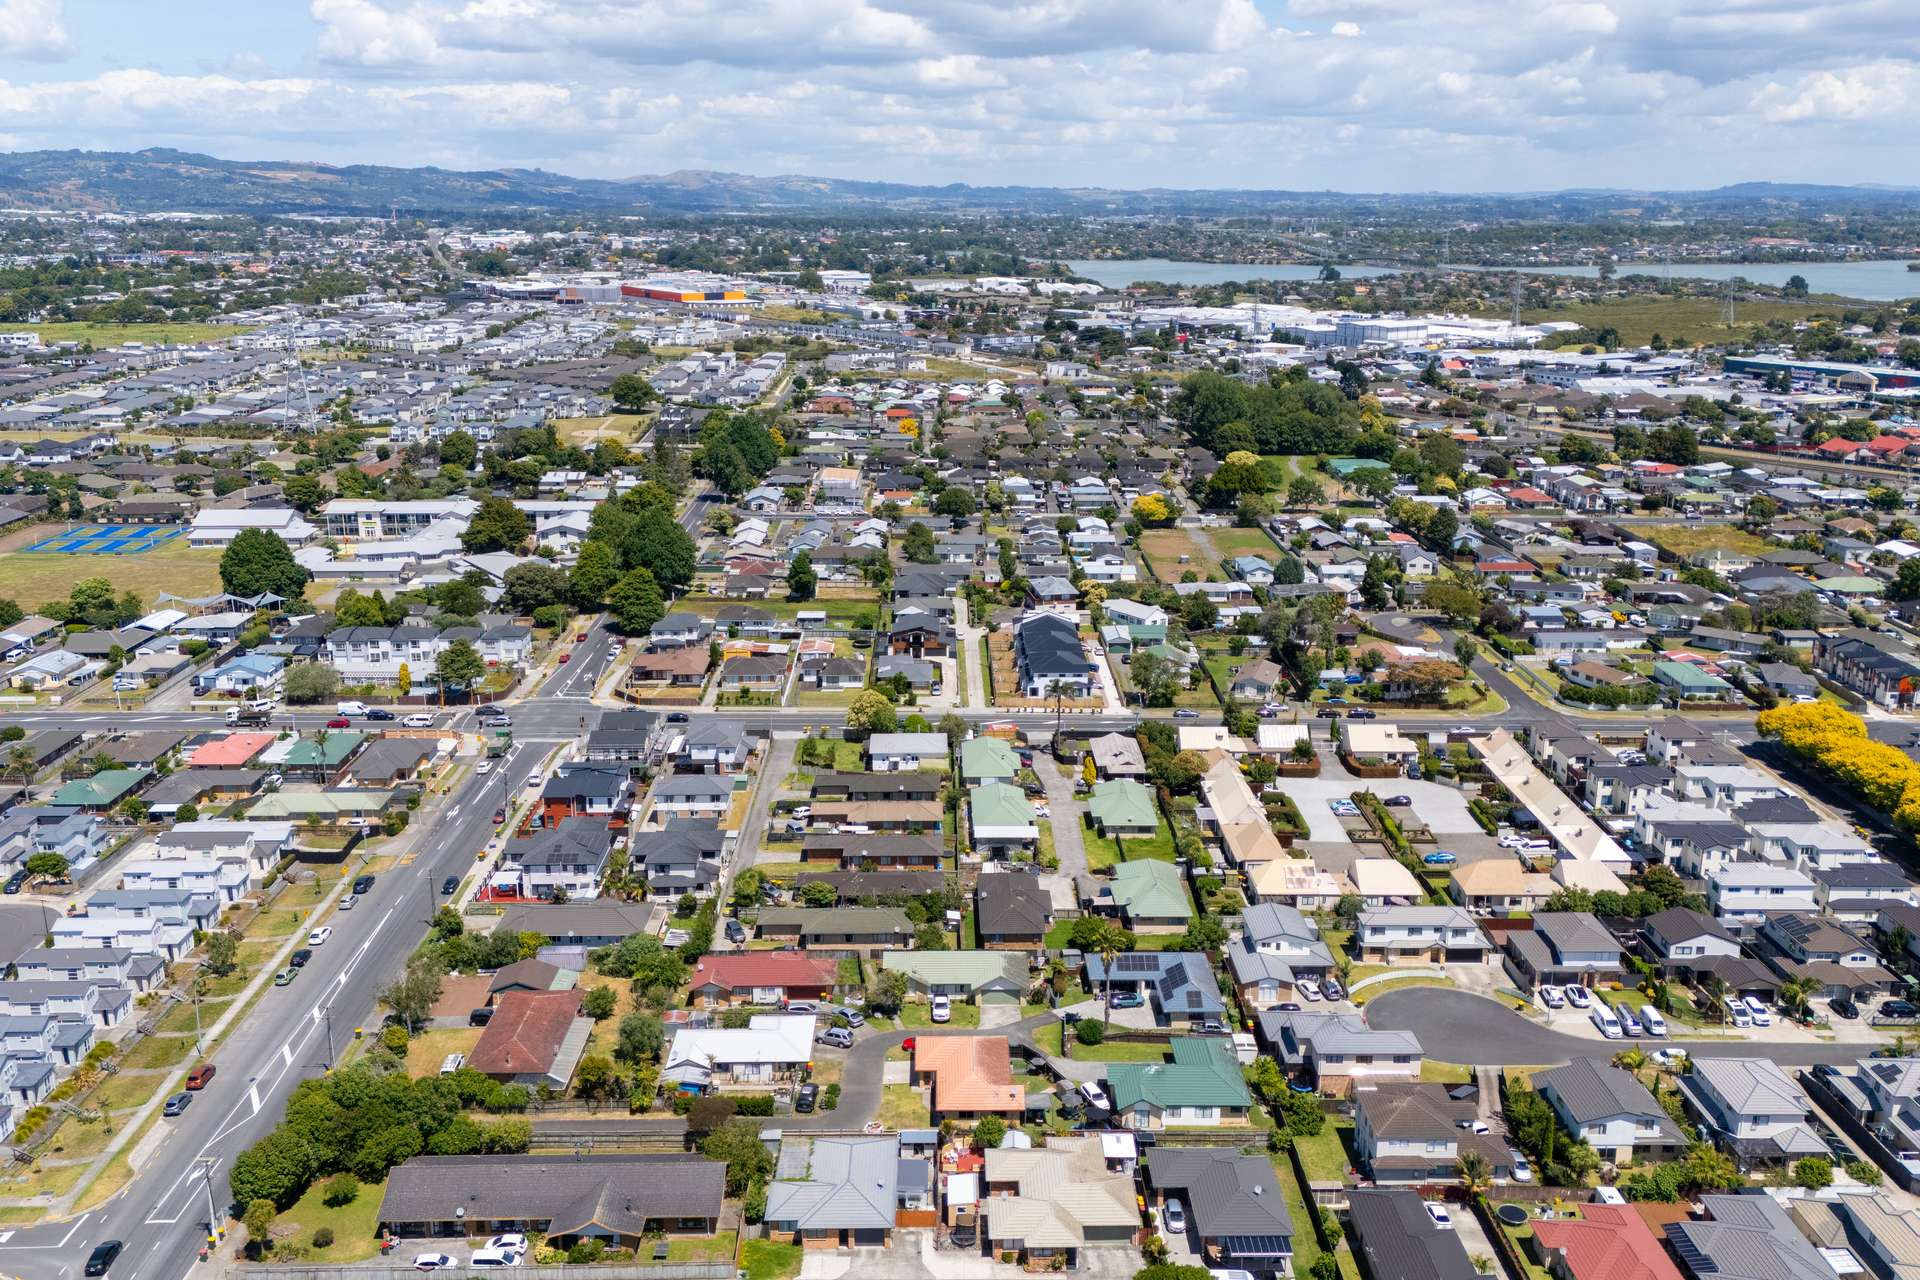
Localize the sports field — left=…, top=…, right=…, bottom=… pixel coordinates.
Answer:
left=23, top=524, right=187, bottom=555
left=0, top=541, right=222, bottom=609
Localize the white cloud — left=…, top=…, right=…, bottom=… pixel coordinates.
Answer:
left=0, top=0, right=68, bottom=59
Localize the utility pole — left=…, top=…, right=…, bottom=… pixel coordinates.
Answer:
left=321, top=1004, right=335, bottom=1070
left=196, top=1156, right=223, bottom=1248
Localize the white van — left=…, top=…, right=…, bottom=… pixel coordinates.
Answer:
left=1640, top=1006, right=1668, bottom=1037
left=438, top=1053, right=465, bottom=1075
left=1723, top=996, right=1752, bottom=1027
left=336, top=700, right=369, bottom=716
left=1743, top=996, right=1772, bottom=1027
left=469, top=1247, right=522, bottom=1267
left=1589, top=1004, right=1623, bottom=1039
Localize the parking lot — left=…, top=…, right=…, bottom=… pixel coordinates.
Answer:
left=1283, top=777, right=1481, bottom=844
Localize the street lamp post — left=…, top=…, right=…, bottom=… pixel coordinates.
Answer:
left=196, top=1156, right=223, bottom=1248
left=321, top=1004, right=335, bottom=1070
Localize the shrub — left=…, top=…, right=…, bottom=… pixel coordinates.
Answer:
left=823, top=1083, right=840, bottom=1111
left=567, top=1238, right=605, bottom=1264
left=380, top=1025, right=409, bottom=1054
left=322, top=1172, right=359, bottom=1206
left=1076, top=1019, right=1106, bottom=1046
left=312, top=1227, right=334, bottom=1249
left=733, top=1094, right=776, bottom=1117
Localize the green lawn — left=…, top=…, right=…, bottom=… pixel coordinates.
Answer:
left=1351, top=975, right=1453, bottom=1007
left=667, top=1231, right=737, bottom=1263
left=0, top=541, right=224, bottom=611
left=1512, top=295, right=1830, bottom=349
left=1292, top=1121, right=1356, bottom=1185
left=1209, top=527, right=1282, bottom=563
left=15, top=320, right=251, bottom=346
left=1639, top=523, right=1771, bottom=560
left=898, top=1000, right=981, bottom=1029
left=119, top=1034, right=195, bottom=1069
left=1083, top=824, right=1123, bottom=870
left=878, top=1084, right=930, bottom=1129
left=742, top=1240, right=803, bottom=1280
left=1033, top=1021, right=1176, bottom=1062
left=1116, top=815, right=1178, bottom=863
left=272, top=1176, right=387, bottom=1263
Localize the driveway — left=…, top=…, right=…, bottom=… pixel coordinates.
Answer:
left=1031, top=754, right=1089, bottom=882
left=1280, top=776, right=1481, bottom=842
left=1367, top=987, right=1881, bottom=1067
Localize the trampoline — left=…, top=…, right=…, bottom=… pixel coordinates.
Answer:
left=22, top=524, right=187, bottom=555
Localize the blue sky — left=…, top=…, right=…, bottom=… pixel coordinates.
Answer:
left=0, top=0, right=1913, bottom=191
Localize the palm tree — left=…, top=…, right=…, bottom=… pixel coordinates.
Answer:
left=1780, top=976, right=1820, bottom=1023
left=4, top=745, right=36, bottom=783
left=1456, top=1150, right=1492, bottom=1196
left=1612, top=1047, right=1649, bottom=1078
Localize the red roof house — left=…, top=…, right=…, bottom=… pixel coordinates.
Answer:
left=687, top=953, right=840, bottom=1008
left=467, top=990, right=589, bottom=1088
left=1530, top=1204, right=1681, bottom=1280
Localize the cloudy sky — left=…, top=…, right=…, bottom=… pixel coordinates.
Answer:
left=0, top=0, right=1913, bottom=191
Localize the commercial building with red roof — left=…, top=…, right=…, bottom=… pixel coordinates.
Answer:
left=1530, top=1203, right=1681, bottom=1280
left=686, top=953, right=840, bottom=1008
left=188, top=733, right=275, bottom=768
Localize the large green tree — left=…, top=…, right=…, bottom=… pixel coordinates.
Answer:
left=461, top=496, right=531, bottom=553
left=569, top=540, right=621, bottom=608
left=219, top=529, right=308, bottom=602
left=786, top=550, right=817, bottom=602
left=434, top=639, right=486, bottom=693
left=607, top=567, right=666, bottom=634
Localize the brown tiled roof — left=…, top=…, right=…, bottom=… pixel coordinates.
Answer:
left=468, top=989, right=580, bottom=1076
left=915, top=1035, right=1023, bottom=1114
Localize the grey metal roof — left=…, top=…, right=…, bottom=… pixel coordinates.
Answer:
left=1141, top=1149, right=1294, bottom=1240
left=1535, top=1058, right=1676, bottom=1131
left=376, top=1154, right=724, bottom=1236
left=764, top=1136, right=898, bottom=1231
left=1664, top=1193, right=1834, bottom=1280
left=1346, top=1188, right=1477, bottom=1280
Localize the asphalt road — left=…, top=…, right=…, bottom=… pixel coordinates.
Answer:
left=1365, top=987, right=1873, bottom=1068
left=0, top=729, right=551, bottom=1280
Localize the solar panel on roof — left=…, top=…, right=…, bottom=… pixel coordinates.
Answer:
left=1222, top=1236, right=1292, bottom=1258
left=1118, top=953, right=1158, bottom=972
left=1157, top=971, right=1183, bottom=1000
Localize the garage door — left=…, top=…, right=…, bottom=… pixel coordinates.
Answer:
left=981, top=991, right=1019, bottom=1006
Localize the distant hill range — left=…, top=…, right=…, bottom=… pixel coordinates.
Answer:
left=4, top=147, right=1920, bottom=218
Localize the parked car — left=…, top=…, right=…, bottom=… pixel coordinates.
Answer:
left=469, top=1007, right=495, bottom=1026
left=723, top=919, right=747, bottom=944
left=484, top=1237, right=528, bottom=1253
left=1640, top=1006, right=1668, bottom=1037
left=3, top=868, right=27, bottom=894
left=1422, top=850, right=1457, bottom=866
left=1538, top=984, right=1565, bottom=1009
left=1723, top=996, right=1753, bottom=1027
left=1590, top=1005, right=1623, bottom=1039
left=185, top=1063, right=216, bottom=1090
left=1564, top=985, right=1592, bottom=1009
left=439, top=1053, right=466, bottom=1075
left=1423, top=1203, right=1453, bottom=1229
left=1080, top=1081, right=1111, bottom=1111
left=1457, top=1118, right=1490, bottom=1135
left=817, top=1025, right=854, bottom=1049
left=413, top=1255, right=456, bottom=1271
left=1618, top=1008, right=1643, bottom=1037
left=1509, top=1149, right=1532, bottom=1182
left=1108, top=990, right=1145, bottom=1009
left=307, top=926, right=332, bottom=946
left=1163, top=1199, right=1188, bottom=1235
left=1298, top=978, right=1323, bottom=1002
left=162, top=1092, right=192, bottom=1117
left=469, top=1250, right=522, bottom=1269
left=796, top=1083, right=819, bottom=1113
left=1382, top=795, right=1411, bottom=807
left=1321, top=977, right=1345, bottom=1001
left=930, top=995, right=952, bottom=1022
left=273, top=967, right=297, bottom=986
left=1743, top=996, right=1772, bottom=1026
left=1830, top=995, right=1860, bottom=1020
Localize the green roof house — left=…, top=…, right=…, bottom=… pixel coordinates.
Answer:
left=960, top=737, right=1019, bottom=787
left=881, top=950, right=1028, bottom=997
left=52, top=767, right=151, bottom=810
left=248, top=789, right=396, bottom=821
left=1651, top=661, right=1733, bottom=702
left=1087, top=779, right=1157, bottom=837
left=1102, top=859, right=1193, bottom=933
left=969, top=781, right=1038, bottom=857
left=1326, top=457, right=1391, bottom=479
left=277, top=731, right=367, bottom=778
left=1106, top=1038, right=1253, bottom=1131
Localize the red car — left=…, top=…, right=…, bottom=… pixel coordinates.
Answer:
left=557, top=652, right=571, bottom=664
left=326, top=716, right=351, bottom=728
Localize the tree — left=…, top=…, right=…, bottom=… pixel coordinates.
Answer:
left=1132, top=494, right=1173, bottom=526
left=503, top=562, right=569, bottom=614
left=609, top=372, right=658, bottom=412
left=1360, top=556, right=1392, bottom=609
left=622, top=507, right=696, bottom=593
left=1456, top=1149, right=1492, bottom=1195
left=1794, top=1156, right=1834, bottom=1190
left=867, top=968, right=910, bottom=1015
left=581, top=986, right=617, bottom=1020
left=702, top=1118, right=774, bottom=1195
left=903, top=522, right=937, bottom=563
left=380, top=952, right=445, bottom=1032
left=462, top=496, right=531, bottom=553
left=243, top=1198, right=276, bottom=1251
left=615, top=1011, right=665, bottom=1062
left=204, top=929, right=240, bottom=977
left=934, top=487, right=977, bottom=518
left=230, top=1128, right=317, bottom=1209
left=285, top=662, right=340, bottom=705
left=1425, top=505, right=1458, bottom=552
left=1286, top=476, right=1323, bottom=509
left=800, top=880, right=837, bottom=907
left=569, top=540, right=621, bottom=609
left=973, top=1116, right=1007, bottom=1150
left=434, top=640, right=486, bottom=695
left=438, top=429, right=477, bottom=468
left=607, top=566, right=666, bottom=634
left=786, top=550, right=817, bottom=602
left=22, top=851, right=68, bottom=882
left=846, top=688, right=897, bottom=733
left=219, top=529, right=308, bottom=602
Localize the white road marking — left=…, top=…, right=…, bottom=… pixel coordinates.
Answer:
left=448, top=805, right=461, bottom=819
left=246, top=1082, right=260, bottom=1115
left=0, top=1231, right=15, bottom=1242
left=58, top=1214, right=90, bottom=1246
left=280, top=1042, right=293, bottom=1067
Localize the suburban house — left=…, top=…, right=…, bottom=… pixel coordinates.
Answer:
left=1347, top=1188, right=1479, bottom=1280
left=912, top=1035, right=1024, bottom=1122
left=651, top=772, right=736, bottom=820
left=1089, top=859, right=1193, bottom=933
left=1641, top=907, right=1742, bottom=966
left=981, top=1136, right=1142, bottom=1269
left=867, top=733, right=950, bottom=772
left=764, top=1135, right=899, bottom=1250
left=1259, top=1010, right=1424, bottom=1087
left=686, top=953, right=840, bottom=1008
left=375, top=1154, right=725, bottom=1248
left=1084, top=952, right=1224, bottom=1027
left=1500, top=912, right=1623, bottom=991
left=969, top=782, right=1039, bottom=857
left=975, top=872, right=1052, bottom=950
left=1675, top=1056, right=1827, bottom=1169
left=1352, top=1082, right=1512, bottom=1184
left=1086, top=779, right=1157, bottom=838
left=630, top=821, right=726, bottom=899
left=662, top=1014, right=815, bottom=1091
left=1530, top=1202, right=1682, bottom=1280
left=880, top=951, right=1028, bottom=1001
left=1139, top=1149, right=1293, bottom=1277
left=1664, top=1194, right=1835, bottom=1280
left=467, top=990, right=591, bottom=1089
left=959, top=736, right=1019, bottom=787
left=1105, top=1037, right=1252, bottom=1131
left=753, top=908, right=914, bottom=950
left=1225, top=904, right=1336, bottom=1010
left=1533, top=1058, right=1688, bottom=1163
left=1013, top=611, right=1095, bottom=698
left=496, top=819, right=617, bottom=901
left=1354, top=906, right=1491, bottom=965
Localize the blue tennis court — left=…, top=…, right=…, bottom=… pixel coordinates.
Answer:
left=22, top=524, right=188, bottom=555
